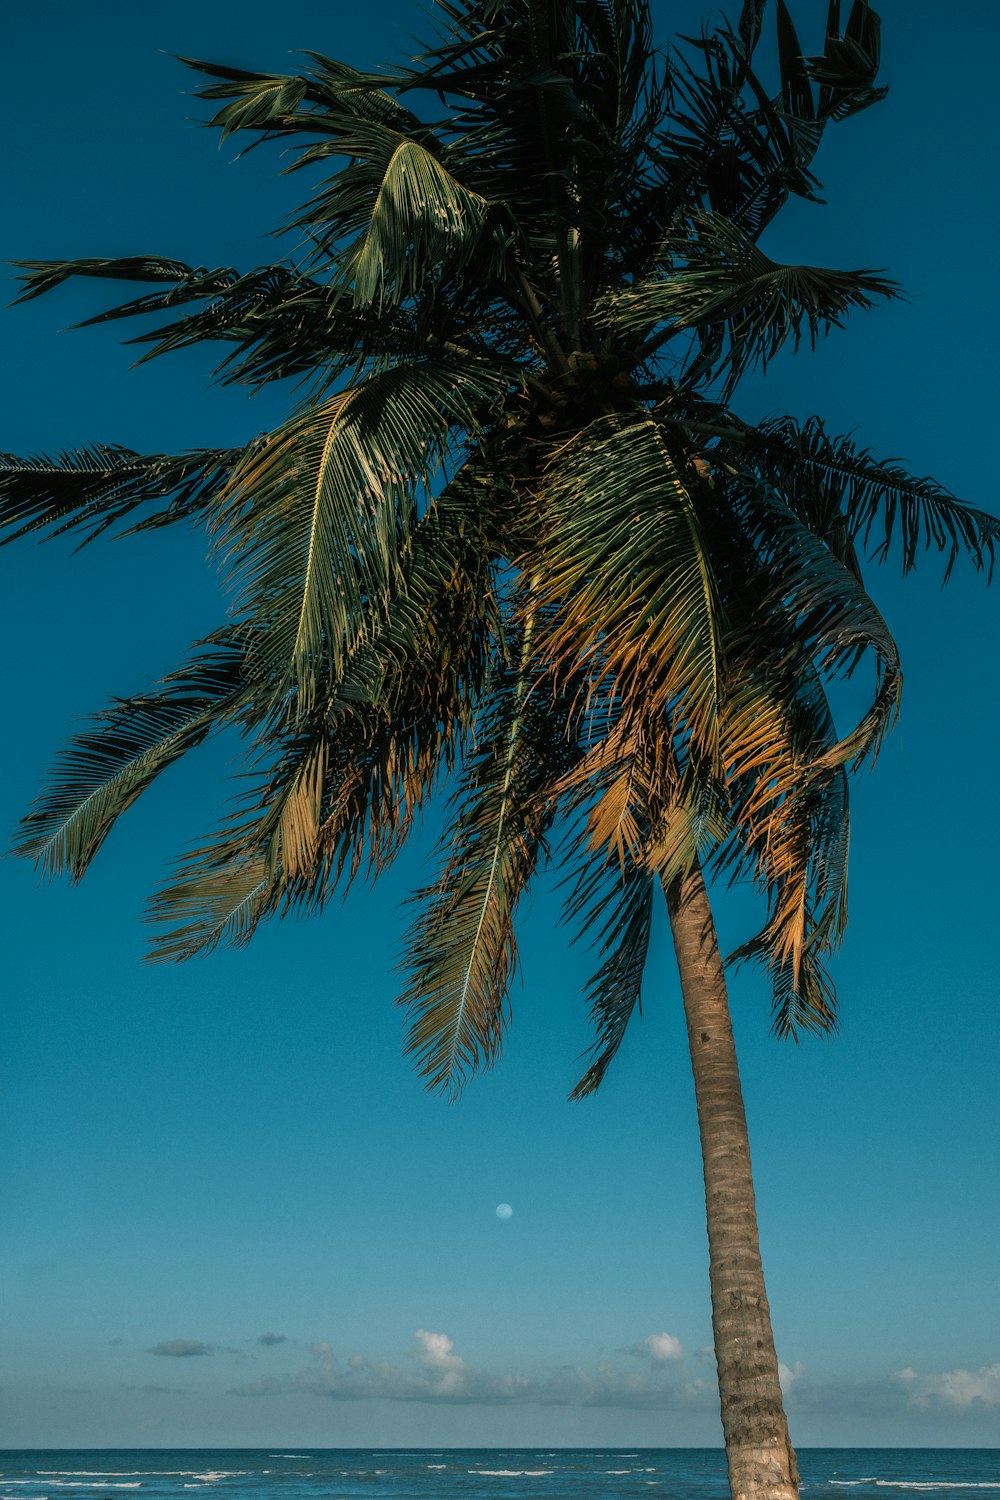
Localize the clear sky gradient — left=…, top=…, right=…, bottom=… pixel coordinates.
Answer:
left=2, top=0, right=998, bottom=1451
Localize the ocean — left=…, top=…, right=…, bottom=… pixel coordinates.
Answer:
left=0, top=1450, right=998, bottom=1500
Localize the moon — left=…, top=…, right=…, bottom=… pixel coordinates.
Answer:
left=495, top=1202, right=513, bottom=1220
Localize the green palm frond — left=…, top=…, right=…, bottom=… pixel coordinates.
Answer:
left=13, top=630, right=252, bottom=880
left=147, top=859, right=274, bottom=960
left=743, top=415, right=1000, bottom=581
left=13, top=257, right=422, bottom=389
left=75, top=264, right=416, bottom=388
left=0, top=445, right=239, bottom=545
left=342, top=136, right=497, bottom=306
left=215, top=355, right=506, bottom=710
left=399, top=603, right=572, bottom=1095
left=116, top=270, right=414, bottom=388
left=149, top=467, right=503, bottom=958
left=565, top=850, right=655, bottom=1099
left=285, top=468, right=504, bottom=900
left=181, top=52, right=418, bottom=139
left=11, top=256, right=195, bottom=303
left=601, top=213, right=896, bottom=384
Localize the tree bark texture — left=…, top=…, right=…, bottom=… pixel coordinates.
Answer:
left=665, top=864, right=799, bottom=1500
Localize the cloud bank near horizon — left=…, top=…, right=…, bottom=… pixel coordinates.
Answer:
left=898, top=1364, right=1000, bottom=1408
left=230, top=1329, right=726, bottom=1410
left=222, top=1329, right=1000, bottom=1427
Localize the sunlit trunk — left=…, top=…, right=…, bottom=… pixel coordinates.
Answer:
left=665, top=864, right=799, bottom=1500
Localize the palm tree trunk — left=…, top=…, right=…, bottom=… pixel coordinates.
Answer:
left=664, top=863, right=799, bottom=1500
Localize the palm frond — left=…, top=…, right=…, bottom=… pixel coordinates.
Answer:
left=342, top=138, right=496, bottom=306
left=804, top=0, right=887, bottom=120
left=731, top=475, right=902, bottom=769
left=215, top=355, right=506, bottom=711
left=147, top=859, right=274, bottom=960
left=71, top=263, right=417, bottom=388
left=531, top=415, right=724, bottom=763
left=149, top=465, right=504, bottom=958
left=0, top=444, right=239, bottom=546
left=146, top=718, right=332, bottom=961
left=601, top=213, right=896, bottom=387
left=565, top=850, right=655, bottom=1099
left=399, top=602, right=572, bottom=1096
left=180, top=52, right=418, bottom=138
left=743, top=415, right=1000, bottom=581
left=13, top=630, right=252, bottom=880
left=11, top=256, right=195, bottom=303
left=716, top=664, right=846, bottom=1034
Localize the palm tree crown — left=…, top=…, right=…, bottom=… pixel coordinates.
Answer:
left=3, top=0, right=996, bottom=1086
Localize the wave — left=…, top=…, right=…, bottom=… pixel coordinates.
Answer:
left=469, top=1472, right=554, bottom=1478
left=832, top=1486, right=1000, bottom=1493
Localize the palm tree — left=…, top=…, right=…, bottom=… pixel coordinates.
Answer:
left=3, top=2, right=998, bottom=1495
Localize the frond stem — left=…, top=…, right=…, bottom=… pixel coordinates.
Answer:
left=511, top=269, right=571, bottom=375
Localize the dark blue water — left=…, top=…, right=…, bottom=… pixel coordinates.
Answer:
left=0, top=1451, right=997, bottom=1500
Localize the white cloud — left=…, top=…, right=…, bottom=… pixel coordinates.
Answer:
left=898, top=1364, right=1000, bottom=1408
left=778, top=1361, right=805, bottom=1394
left=628, top=1333, right=683, bottom=1363
left=414, top=1330, right=467, bottom=1394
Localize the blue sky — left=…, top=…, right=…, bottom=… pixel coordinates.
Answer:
left=2, top=0, right=999, bottom=1450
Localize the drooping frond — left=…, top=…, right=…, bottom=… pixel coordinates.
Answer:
left=731, top=476, right=902, bottom=766
left=148, top=464, right=505, bottom=959
left=0, top=445, right=239, bottom=546
left=146, top=717, right=334, bottom=961
left=399, top=601, right=573, bottom=1096
left=565, top=849, right=655, bottom=1099
left=184, top=60, right=509, bottom=296
left=339, top=137, right=496, bottom=306
left=14, top=630, right=253, bottom=880
left=703, top=481, right=891, bottom=1037
left=147, top=859, right=274, bottom=960
left=214, top=355, right=507, bottom=709
left=718, top=660, right=849, bottom=1037
left=531, top=415, right=724, bottom=761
